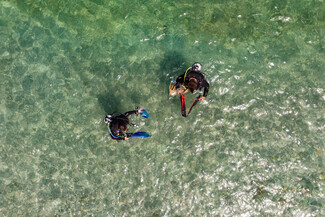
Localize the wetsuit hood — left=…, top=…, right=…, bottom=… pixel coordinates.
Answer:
left=192, top=62, right=202, bottom=72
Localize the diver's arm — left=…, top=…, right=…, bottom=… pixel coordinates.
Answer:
left=124, top=107, right=143, bottom=117
left=175, top=74, right=185, bottom=89
left=201, top=79, right=210, bottom=97
left=125, top=133, right=133, bottom=138
left=124, top=110, right=138, bottom=117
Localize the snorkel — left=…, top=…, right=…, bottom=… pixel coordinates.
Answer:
left=104, top=115, right=122, bottom=139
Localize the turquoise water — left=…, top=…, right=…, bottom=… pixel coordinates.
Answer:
left=1, top=0, right=325, bottom=216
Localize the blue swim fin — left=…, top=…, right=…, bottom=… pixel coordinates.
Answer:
left=140, top=109, right=149, bottom=118
left=130, top=131, right=151, bottom=138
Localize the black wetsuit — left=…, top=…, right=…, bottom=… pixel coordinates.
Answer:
left=175, top=70, right=209, bottom=97
left=109, top=110, right=138, bottom=140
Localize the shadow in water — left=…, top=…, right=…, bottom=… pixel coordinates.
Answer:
left=97, top=92, right=121, bottom=115
left=98, top=51, right=187, bottom=117
left=97, top=88, right=142, bottom=116
left=159, top=51, right=187, bottom=85
left=156, top=50, right=188, bottom=106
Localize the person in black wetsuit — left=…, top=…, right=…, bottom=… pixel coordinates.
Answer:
left=170, top=62, right=209, bottom=116
left=104, top=108, right=143, bottom=141
left=175, top=62, right=209, bottom=100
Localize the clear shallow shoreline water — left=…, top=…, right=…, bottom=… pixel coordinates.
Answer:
left=1, top=0, right=325, bottom=216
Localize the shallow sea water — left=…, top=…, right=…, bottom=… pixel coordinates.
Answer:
left=1, top=0, right=325, bottom=216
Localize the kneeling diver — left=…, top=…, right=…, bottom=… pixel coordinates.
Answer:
left=169, top=62, right=209, bottom=117
left=104, top=108, right=150, bottom=140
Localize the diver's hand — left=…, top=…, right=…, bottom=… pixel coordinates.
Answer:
left=199, top=96, right=206, bottom=101
left=124, top=136, right=128, bottom=140
left=137, top=107, right=143, bottom=113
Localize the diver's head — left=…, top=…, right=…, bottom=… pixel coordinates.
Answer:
left=192, top=62, right=202, bottom=72
left=119, top=124, right=127, bottom=133
left=188, top=78, right=198, bottom=93
left=104, top=115, right=112, bottom=124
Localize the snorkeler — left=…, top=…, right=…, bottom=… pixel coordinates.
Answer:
left=104, top=108, right=151, bottom=140
left=169, top=62, right=209, bottom=117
